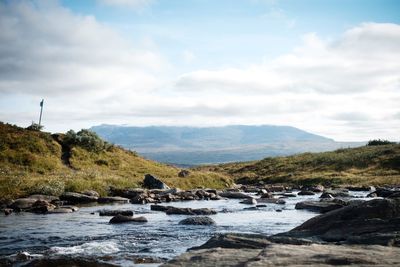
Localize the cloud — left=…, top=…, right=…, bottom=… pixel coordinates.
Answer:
left=98, top=0, right=153, bottom=9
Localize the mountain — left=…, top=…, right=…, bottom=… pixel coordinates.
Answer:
left=91, top=125, right=363, bottom=165
left=196, top=143, right=400, bottom=186
left=0, top=122, right=231, bottom=200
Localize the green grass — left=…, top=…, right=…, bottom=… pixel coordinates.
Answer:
left=0, top=122, right=232, bottom=201
left=196, top=144, right=400, bottom=186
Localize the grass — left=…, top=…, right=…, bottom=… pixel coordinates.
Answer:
left=195, top=144, right=400, bottom=186
left=0, top=122, right=232, bottom=201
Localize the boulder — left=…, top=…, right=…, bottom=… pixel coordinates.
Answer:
left=257, top=198, right=286, bottom=204
left=218, top=191, right=251, bottom=199
left=28, top=200, right=56, bottom=213
left=9, top=198, right=37, bottom=210
left=179, top=216, right=216, bottom=225
left=4, top=208, right=13, bottom=215
left=260, top=192, right=273, bottom=199
left=81, top=190, right=100, bottom=198
left=60, top=192, right=98, bottom=203
left=278, top=198, right=400, bottom=246
left=109, top=187, right=146, bottom=198
left=368, top=187, right=400, bottom=198
left=47, top=208, right=74, bottom=214
left=143, top=174, right=170, bottom=190
left=297, top=190, right=315, bottom=196
left=109, top=214, right=148, bottom=224
left=346, top=185, right=374, bottom=191
left=97, top=196, right=129, bottom=204
left=240, top=198, right=257, bottom=205
left=28, top=194, right=59, bottom=202
left=99, top=210, right=134, bottom=216
left=295, top=200, right=345, bottom=213
left=150, top=204, right=170, bottom=212
left=320, top=189, right=350, bottom=198
left=178, top=170, right=190, bottom=177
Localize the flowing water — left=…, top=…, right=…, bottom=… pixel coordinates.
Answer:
left=0, top=192, right=368, bottom=266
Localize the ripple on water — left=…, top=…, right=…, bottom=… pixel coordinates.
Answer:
left=50, top=241, right=120, bottom=255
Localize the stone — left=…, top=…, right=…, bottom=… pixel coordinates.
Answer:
left=29, top=200, right=56, bottom=213
left=4, top=208, right=13, bottom=215
left=21, top=257, right=117, bottom=267
left=240, top=198, right=257, bottom=205
left=166, top=207, right=217, bottom=216
left=218, top=191, right=251, bottom=199
left=143, top=174, right=170, bottom=190
left=368, top=187, right=400, bottom=198
left=150, top=204, right=170, bottom=212
left=190, top=233, right=271, bottom=250
left=282, top=193, right=297, bottom=197
left=28, top=194, right=59, bottom=202
left=60, top=192, right=98, bottom=204
left=97, top=196, right=129, bottom=203
left=99, top=210, right=134, bottom=216
left=297, top=190, right=315, bottom=196
left=278, top=198, right=400, bottom=246
left=109, top=215, right=147, bottom=224
left=9, top=198, right=37, bottom=210
left=295, top=200, right=345, bottom=213
left=178, top=169, right=190, bottom=177
left=179, top=216, right=216, bottom=225
left=320, top=189, right=350, bottom=198
left=47, top=208, right=74, bottom=214
left=260, top=192, right=273, bottom=199
left=81, top=190, right=100, bottom=198
left=109, top=187, right=145, bottom=199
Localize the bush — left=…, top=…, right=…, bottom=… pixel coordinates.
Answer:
left=367, top=139, right=395, bottom=146
left=26, top=122, right=43, bottom=131
left=64, top=129, right=111, bottom=152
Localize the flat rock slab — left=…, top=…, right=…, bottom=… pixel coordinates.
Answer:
left=97, top=197, right=129, bottom=203
left=109, top=215, right=147, bottom=224
left=99, top=210, right=133, bottom=216
left=60, top=192, right=98, bottom=204
left=295, top=201, right=345, bottom=213
left=179, top=216, right=216, bottom=225
left=218, top=192, right=252, bottom=199
left=163, top=244, right=400, bottom=267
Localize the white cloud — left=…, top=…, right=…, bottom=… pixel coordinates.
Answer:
left=98, top=0, right=153, bottom=9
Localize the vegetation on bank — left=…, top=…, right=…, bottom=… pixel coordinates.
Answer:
left=197, top=143, right=400, bottom=186
left=0, top=122, right=232, bottom=201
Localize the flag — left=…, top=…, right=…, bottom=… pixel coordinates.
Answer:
left=40, top=99, right=44, bottom=107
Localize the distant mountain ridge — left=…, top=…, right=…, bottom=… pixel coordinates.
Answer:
left=91, top=124, right=363, bottom=165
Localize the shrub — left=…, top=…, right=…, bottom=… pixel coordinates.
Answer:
left=64, top=129, right=110, bottom=152
left=367, top=139, right=395, bottom=146
left=26, top=122, right=43, bottom=131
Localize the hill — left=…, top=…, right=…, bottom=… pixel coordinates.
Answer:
left=91, top=124, right=363, bottom=165
left=0, top=122, right=231, bottom=201
left=196, top=144, right=400, bottom=186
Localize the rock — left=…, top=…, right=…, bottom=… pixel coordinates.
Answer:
left=163, top=243, right=400, bottom=267
left=368, top=187, right=400, bottom=198
left=28, top=200, right=56, bottom=213
left=109, top=214, right=147, bottom=224
left=47, top=208, right=74, bottom=214
left=295, top=200, right=345, bottom=213
left=178, top=169, right=190, bottom=177
left=130, top=193, right=148, bottom=204
left=190, top=233, right=271, bottom=250
left=143, top=174, right=170, bottom=190
left=60, top=205, right=79, bottom=212
left=346, top=185, right=374, bottom=191
left=81, top=190, right=100, bottom=198
left=166, top=207, right=217, bottom=216
left=257, top=198, right=286, bottom=204
left=99, top=210, right=134, bottom=216
left=21, top=256, right=117, bottom=267
left=278, top=198, right=400, bottom=246
left=16, top=251, right=32, bottom=261
left=97, top=196, right=129, bottom=203
left=320, top=189, right=350, bottom=198
left=265, top=185, right=286, bottom=192
left=150, top=204, right=170, bottom=212
left=28, top=194, right=59, bottom=202
left=310, top=184, right=325, bottom=192
left=218, top=191, right=251, bottom=199
left=9, top=198, right=37, bottom=210
left=4, top=208, right=13, bottom=215
left=240, top=198, right=257, bottom=205
left=319, top=192, right=334, bottom=199
left=179, top=216, right=216, bottom=225
left=60, top=192, right=98, bottom=204
left=282, top=193, right=296, bottom=197
left=260, top=192, right=273, bottom=199
left=297, top=190, right=315, bottom=196
left=109, top=187, right=145, bottom=198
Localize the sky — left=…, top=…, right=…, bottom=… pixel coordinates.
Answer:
left=0, top=0, right=399, bottom=141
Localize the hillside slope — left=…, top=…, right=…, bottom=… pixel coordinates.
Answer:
left=91, top=124, right=362, bottom=165
left=0, top=122, right=231, bottom=200
left=197, top=144, right=400, bottom=186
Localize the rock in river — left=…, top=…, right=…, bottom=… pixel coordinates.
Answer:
left=60, top=192, right=98, bottom=204
left=99, top=210, right=134, bottom=216
left=179, top=216, right=216, bottom=225
left=109, top=214, right=148, bottom=224
left=150, top=205, right=217, bottom=215
left=295, top=200, right=346, bottom=213
left=97, top=196, right=130, bottom=204
left=239, top=198, right=257, bottom=205
left=218, top=191, right=251, bottom=199
left=143, top=174, right=170, bottom=190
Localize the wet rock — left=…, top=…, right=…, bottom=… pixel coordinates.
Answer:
left=346, top=185, right=374, bottom=191
left=9, top=198, right=37, bottom=210
left=257, top=198, right=286, bottom=204
left=240, top=198, right=257, bottom=205
left=282, top=193, right=297, bottom=197
left=295, top=200, right=345, bottom=213
left=28, top=200, right=55, bottom=213
left=320, top=189, right=350, bottom=198
left=4, top=208, right=13, bottom=215
left=297, top=190, right=315, bottom=196
left=109, top=214, right=147, bottom=224
left=218, top=191, right=251, bottom=199
left=61, top=205, right=79, bottom=212
left=47, top=208, right=74, bottom=214
left=310, top=184, right=325, bottom=192
left=278, top=198, right=400, bottom=246
left=368, top=187, right=400, bottom=198
left=16, top=251, right=32, bottom=261
left=143, top=174, right=170, bottom=190
left=179, top=216, right=216, bottom=225
left=319, top=192, right=334, bottom=199
left=28, top=194, right=59, bottom=202
left=130, top=193, right=148, bottom=204
left=190, top=233, right=271, bottom=250
left=99, top=210, right=134, bottom=216
left=60, top=192, right=98, bottom=204
left=265, top=185, right=286, bottom=192
left=260, top=192, right=273, bottom=199
left=166, top=207, right=217, bottom=216
left=150, top=204, right=170, bottom=212
left=178, top=169, right=190, bottom=177
left=97, top=196, right=129, bottom=204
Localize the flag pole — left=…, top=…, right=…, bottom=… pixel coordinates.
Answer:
left=39, top=99, right=44, bottom=127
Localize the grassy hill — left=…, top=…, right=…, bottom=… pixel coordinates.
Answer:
left=0, top=122, right=232, bottom=201
left=196, top=144, right=400, bottom=186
